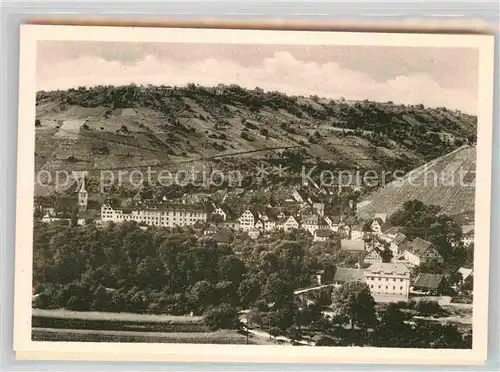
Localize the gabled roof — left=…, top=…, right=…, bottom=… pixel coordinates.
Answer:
left=365, top=249, right=382, bottom=258
left=372, top=218, right=384, bottom=226
left=384, top=226, right=404, bottom=235
left=325, top=215, right=343, bottom=224
left=392, top=233, right=407, bottom=246
left=293, top=188, right=309, bottom=201
left=302, top=214, right=321, bottom=225
left=341, top=239, right=365, bottom=251
left=407, top=237, right=434, bottom=256
left=458, top=267, right=473, bottom=281
left=413, top=273, right=444, bottom=290
left=315, top=229, right=334, bottom=238
left=333, top=268, right=365, bottom=283
left=366, top=262, right=410, bottom=276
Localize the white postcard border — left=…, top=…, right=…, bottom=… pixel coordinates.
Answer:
left=14, top=24, right=495, bottom=365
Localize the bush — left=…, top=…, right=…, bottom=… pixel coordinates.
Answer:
left=240, top=131, right=253, bottom=142
left=66, top=296, right=90, bottom=311
left=415, top=300, right=443, bottom=316
left=204, top=304, right=240, bottom=330
left=260, top=128, right=269, bottom=137
left=35, top=119, right=41, bottom=127
left=33, top=293, right=51, bottom=309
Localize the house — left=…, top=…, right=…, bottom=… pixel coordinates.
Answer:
left=458, top=267, right=473, bottom=282
left=340, top=239, right=366, bottom=252
left=332, top=267, right=365, bottom=287
left=349, top=224, right=365, bottom=240
left=283, top=215, right=300, bottom=232
left=292, top=188, right=309, bottom=204
left=313, top=229, right=335, bottom=242
left=363, top=249, right=383, bottom=265
left=237, top=209, right=258, bottom=231
left=312, top=202, right=325, bottom=216
left=389, top=233, right=407, bottom=256
left=248, top=228, right=261, bottom=240
left=211, top=205, right=229, bottom=221
left=324, top=215, right=344, bottom=232
left=364, top=263, right=411, bottom=301
left=403, top=237, right=444, bottom=267
left=221, top=220, right=240, bottom=230
left=302, top=214, right=327, bottom=236
left=77, top=209, right=101, bottom=226
left=41, top=213, right=60, bottom=223
left=461, top=225, right=474, bottom=247
left=383, top=226, right=405, bottom=241
left=370, top=218, right=384, bottom=234
left=412, top=273, right=444, bottom=295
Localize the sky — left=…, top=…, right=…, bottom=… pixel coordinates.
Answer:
left=36, top=41, right=479, bottom=114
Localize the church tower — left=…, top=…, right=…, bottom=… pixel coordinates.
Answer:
left=78, top=177, right=88, bottom=212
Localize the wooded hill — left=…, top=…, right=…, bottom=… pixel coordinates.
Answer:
left=34, top=84, right=477, bottom=194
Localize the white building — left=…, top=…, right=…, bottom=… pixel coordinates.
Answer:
left=101, top=204, right=207, bottom=227
left=312, top=202, right=325, bottom=217
left=389, top=233, right=407, bottom=256
left=363, top=249, right=383, bottom=265
left=237, top=209, right=257, bottom=231
left=370, top=218, right=384, bottom=234
left=364, top=263, right=411, bottom=301
left=212, top=206, right=228, bottom=221
left=283, top=215, right=300, bottom=232
left=77, top=178, right=88, bottom=212
left=461, top=225, right=474, bottom=247
left=302, top=214, right=325, bottom=236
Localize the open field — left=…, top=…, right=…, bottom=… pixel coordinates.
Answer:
left=32, top=308, right=207, bottom=333
left=32, top=327, right=271, bottom=345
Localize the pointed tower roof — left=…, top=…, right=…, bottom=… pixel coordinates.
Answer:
left=78, top=177, right=87, bottom=193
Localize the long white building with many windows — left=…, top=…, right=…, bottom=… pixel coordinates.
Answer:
left=364, top=263, right=411, bottom=301
left=101, top=204, right=207, bottom=227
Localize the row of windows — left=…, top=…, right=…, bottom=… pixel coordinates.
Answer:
left=370, top=285, right=405, bottom=291
left=366, top=277, right=405, bottom=282
left=372, top=292, right=406, bottom=296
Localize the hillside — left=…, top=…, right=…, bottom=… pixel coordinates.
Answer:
left=357, top=145, right=476, bottom=219
left=34, top=84, right=477, bottom=195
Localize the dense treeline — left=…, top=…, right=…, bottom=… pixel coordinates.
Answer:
left=33, top=221, right=348, bottom=315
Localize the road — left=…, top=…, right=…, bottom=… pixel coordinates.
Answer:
left=239, top=313, right=315, bottom=346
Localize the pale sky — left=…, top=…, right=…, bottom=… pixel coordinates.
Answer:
left=37, top=41, right=479, bottom=114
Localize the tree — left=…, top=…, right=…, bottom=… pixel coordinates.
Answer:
left=35, top=119, right=41, bottom=127
left=91, top=285, right=112, bottom=311
left=204, top=304, right=240, bottom=330
left=70, top=207, right=79, bottom=227
left=190, top=280, right=216, bottom=311
left=331, top=282, right=377, bottom=330
left=415, top=300, right=444, bottom=316
left=373, top=303, right=412, bottom=347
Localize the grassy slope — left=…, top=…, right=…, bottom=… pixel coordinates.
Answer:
left=34, top=84, right=477, bottom=195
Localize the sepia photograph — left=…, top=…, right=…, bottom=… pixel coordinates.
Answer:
left=14, top=25, right=494, bottom=364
